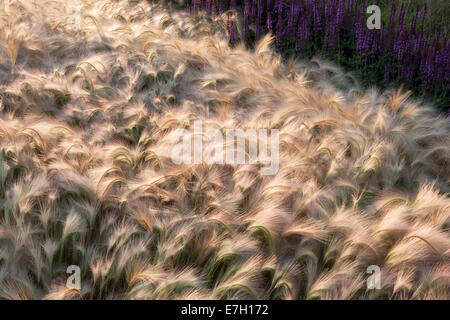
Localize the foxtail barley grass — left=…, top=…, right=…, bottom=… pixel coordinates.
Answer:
left=0, top=0, right=448, bottom=299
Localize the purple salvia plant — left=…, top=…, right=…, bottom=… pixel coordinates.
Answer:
left=313, top=0, right=321, bottom=33
left=301, top=15, right=310, bottom=41
left=387, top=3, right=397, bottom=45
left=184, top=0, right=444, bottom=102
left=419, top=44, right=431, bottom=88
left=330, top=0, right=344, bottom=49
left=379, top=22, right=385, bottom=50
left=287, top=0, right=294, bottom=32
left=230, top=23, right=236, bottom=44
left=337, top=0, right=344, bottom=23
left=348, top=0, right=355, bottom=13
left=293, top=1, right=301, bottom=27
left=252, top=0, right=257, bottom=18
left=397, top=3, right=406, bottom=35
left=275, top=15, right=282, bottom=49
left=409, top=6, right=420, bottom=36
left=267, top=11, right=272, bottom=32
left=296, top=18, right=302, bottom=52
left=211, top=0, right=216, bottom=16
left=231, top=0, right=237, bottom=11
left=433, top=25, right=442, bottom=49
left=420, top=3, right=427, bottom=33
left=397, top=31, right=406, bottom=61
left=370, top=30, right=378, bottom=60
left=434, top=46, right=443, bottom=83
left=255, top=0, right=263, bottom=40
left=406, top=61, right=415, bottom=82
left=205, top=0, right=210, bottom=15
left=362, top=29, right=371, bottom=53
left=413, top=31, right=422, bottom=53
left=226, top=13, right=236, bottom=44
left=193, top=0, right=198, bottom=13
left=277, top=0, right=282, bottom=15
left=397, top=34, right=407, bottom=65
left=425, top=46, right=435, bottom=88
left=384, top=65, right=390, bottom=86
left=360, top=0, right=366, bottom=15
left=355, top=17, right=364, bottom=51
left=244, top=0, right=249, bottom=39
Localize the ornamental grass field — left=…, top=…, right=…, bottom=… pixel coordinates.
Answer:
left=0, top=0, right=448, bottom=299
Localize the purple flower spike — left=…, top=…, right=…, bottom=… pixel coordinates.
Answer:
left=267, top=12, right=272, bottom=32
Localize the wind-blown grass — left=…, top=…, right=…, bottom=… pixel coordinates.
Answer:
left=0, top=0, right=448, bottom=300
